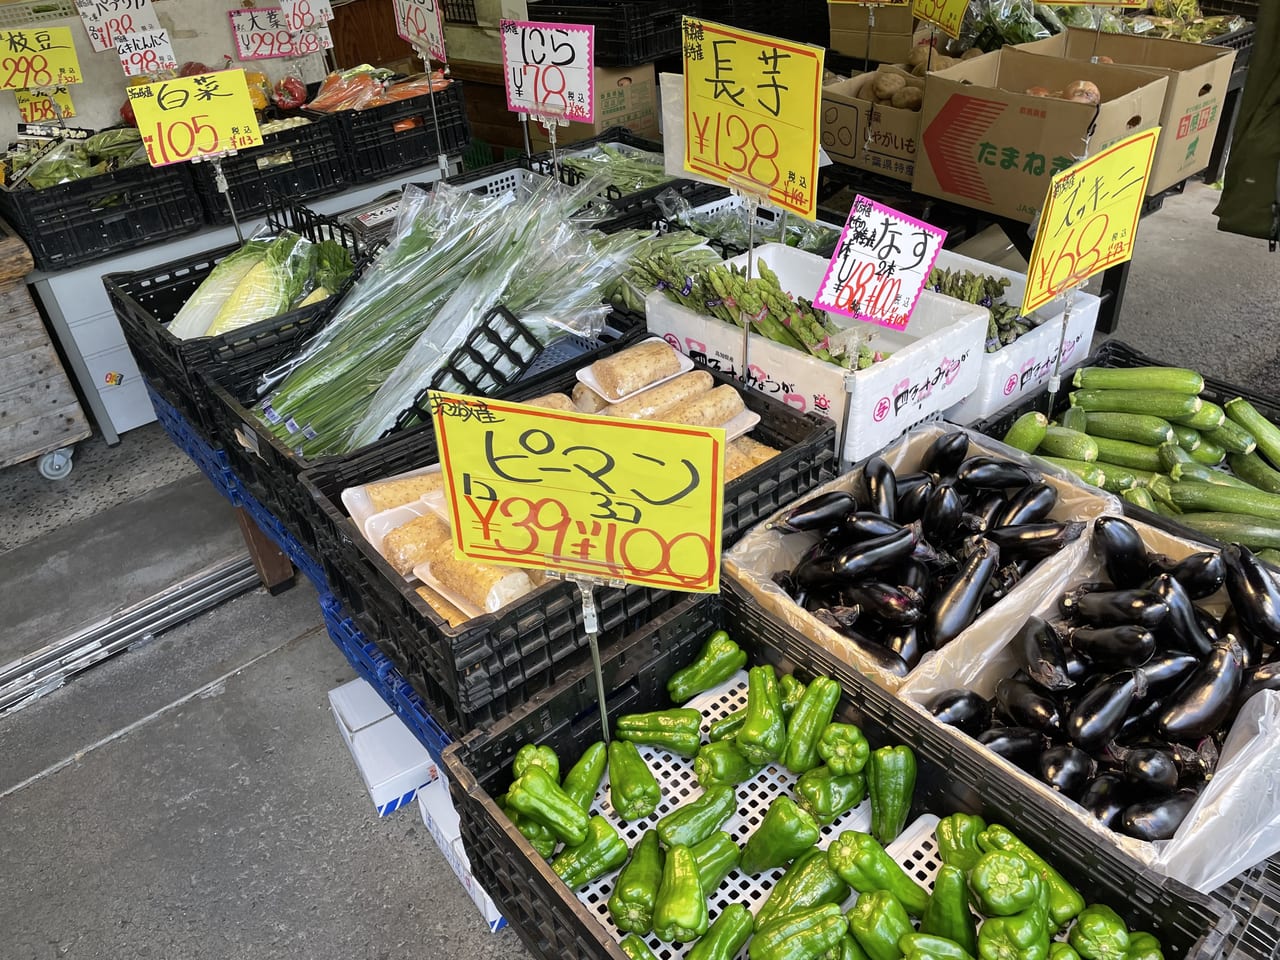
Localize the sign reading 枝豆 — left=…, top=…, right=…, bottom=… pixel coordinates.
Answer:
left=500, top=19, right=595, bottom=123
left=127, top=69, right=264, bottom=167
left=430, top=391, right=725, bottom=594
left=76, top=0, right=160, bottom=53
left=0, top=29, right=82, bottom=90
left=1021, top=126, right=1160, bottom=316
left=911, top=0, right=969, bottom=38
left=14, top=86, right=75, bottom=123
left=394, top=0, right=447, bottom=63
left=682, top=18, right=824, bottom=220
left=815, top=195, right=947, bottom=331
left=116, top=28, right=176, bottom=78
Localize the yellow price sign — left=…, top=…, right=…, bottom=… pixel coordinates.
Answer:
left=1022, top=127, right=1161, bottom=317
left=430, top=391, right=725, bottom=594
left=682, top=17, right=824, bottom=219
left=0, top=29, right=82, bottom=89
left=912, top=0, right=969, bottom=38
left=126, top=70, right=263, bottom=168
left=14, top=86, right=75, bottom=123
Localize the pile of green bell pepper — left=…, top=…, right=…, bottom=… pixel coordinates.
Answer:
left=668, top=630, right=748, bottom=704
left=616, top=709, right=703, bottom=759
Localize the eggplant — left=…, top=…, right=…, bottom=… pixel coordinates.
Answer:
left=995, top=482, right=1058, bottom=528
left=1122, top=747, right=1179, bottom=795
left=1069, top=625, right=1157, bottom=668
left=1155, top=640, right=1244, bottom=741
left=1195, top=607, right=1225, bottom=646
left=995, top=676, right=1062, bottom=734
left=977, top=726, right=1045, bottom=771
left=895, top=471, right=934, bottom=501
left=1038, top=745, right=1095, bottom=800
left=921, top=432, right=969, bottom=478
left=1223, top=544, right=1280, bottom=646
left=835, top=527, right=917, bottom=581
left=970, top=491, right=1009, bottom=533
left=794, top=555, right=840, bottom=591
left=1138, top=651, right=1200, bottom=691
left=956, top=456, right=1038, bottom=490
left=841, top=582, right=924, bottom=624
left=1238, top=660, right=1280, bottom=706
left=922, top=482, right=964, bottom=545
left=830, top=627, right=911, bottom=678
left=1014, top=616, right=1074, bottom=691
left=773, top=490, right=855, bottom=533
left=1067, top=670, right=1147, bottom=752
left=884, top=624, right=925, bottom=669
left=1217, top=607, right=1261, bottom=670
left=930, top=538, right=1000, bottom=648
left=1166, top=551, right=1227, bottom=600
left=1169, top=744, right=1214, bottom=788
left=986, top=521, right=1085, bottom=561
left=1069, top=589, right=1168, bottom=629
left=1092, top=516, right=1152, bottom=589
left=910, top=533, right=953, bottom=568
left=1120, top=790, right=1197, bottom=841
left=897, top=479, right=934, bottom=524
left=1063, top=646, right=1091, bottom=684
left=838, top=511, right=904, bottom=544
left=813, top=606, right=863, bottom=633
left=928, top=689, right=992, bottom=736
left=864, top=456, right=898, bottom=521
left=1080, top=773, right=1130, bottom=830
left=1149, top=573, right=1214, bottom=657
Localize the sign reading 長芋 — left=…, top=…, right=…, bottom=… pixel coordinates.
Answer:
left=430, top=391, right=725, bottom=594
left=912, top=0, right=969, bottom=38
left=682, top=18, right=824, bottom=220
left=1021, top=126, right=1161, bottom=316
left=116, top=27, right=176, bottom=78
left=127, top=69, right=264, bottom=167
left=815, top=195, right=947, bottom=331
left=394, top=0, right=447, bottom=63
left=500, top=19, right=595, bottom=124
left=0, top=29, right=82, bottom=90
left=76, top=0, right=160, bottom=54
left=14, top=85, right=75, bottom=123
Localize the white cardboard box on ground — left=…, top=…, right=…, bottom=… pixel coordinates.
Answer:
left=417, top=773, right=506, bottom=932
left=936, top=249, right=1102, bottom=425
left=645, top=243, right=988, bottom=464
left=328, top=678, right=439, bottom=817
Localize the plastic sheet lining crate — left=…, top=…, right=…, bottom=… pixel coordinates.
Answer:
left=0, top=158, right=203, bottom=271
left=193, top=112, right=351, bottom=223
left=442, top=593, right=1237, bottom=960
left=144, top=382, right=238, bottom=505
left=315, top=81, right=470, bottom=184
left=524, top=0, right=684, bottom=65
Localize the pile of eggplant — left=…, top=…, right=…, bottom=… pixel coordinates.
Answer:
left=768, top=432, right=1085, bottom=678
left=928, top=515, right=1280, bottom=842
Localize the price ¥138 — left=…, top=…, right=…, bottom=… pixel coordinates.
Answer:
left=688, top=109, right=782, bottom=188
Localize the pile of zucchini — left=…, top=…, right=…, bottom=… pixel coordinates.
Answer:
left=1000, top=364, right=1280, bottom=559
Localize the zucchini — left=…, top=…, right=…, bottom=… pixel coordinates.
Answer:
left=1204, top=418, right=1256, bottom=456
left=1070, top=389, right=1202, bottom=420
left=1167, top=481, right=1280, bottom=521
left=1147, top=474, right=1181, bottom=512
left=1003, top=411, right=1049, bottom=453
left=1151, top=498, right=1182, bottom=518
left=1177, top=513, right=1280, bottom=552
left=1072, top=365, right=1204, bottom=395
left=1258, top=549, right=1280, bottom=567
left=1228, top=452, right=1280, bottom=495
left=1170, top=462, right=1254, bottom=489
left=1157, top=442, right=1194, bottom=472
left=1095, top=461, right=1157, bottom=493
left=1188, top=438, right=1226, bottom=466
left=1225, top=398, right=1280, bottom=468
left=1037, top=455, right=1106, bottom=489
left=1061, top=406, right=1089, bottom=433
left=1090, top=437, right=1164, bottom=472
left=1174, top=401, right=1226, bottom=432
left=1039, top=425, right=1099, bottom=462
left=1084, top=412, right=1175, bottom=447
left=1122, top=486, right=1158, bottom=512
left=1170, top=424, right=1202, bottom=451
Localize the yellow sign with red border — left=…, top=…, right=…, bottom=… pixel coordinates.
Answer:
left=912, top=0, right=969, bottom=38
left=126, top=69, right=263, bottom=167
left=0, top=28, right=81, bottom=89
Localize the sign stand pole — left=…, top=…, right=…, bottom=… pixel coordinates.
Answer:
left=416, top=46, right=451, bottom=177
left=535, top=104, right=569, bottom=184
left=573, top=577, right=612, bottom=743
left=203, top=154, right=245, bottom=244
left=520, top=113, right=533, bottom=158
left=864, top=5, right=877, bottom=73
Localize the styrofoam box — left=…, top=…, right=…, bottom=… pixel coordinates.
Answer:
left=645, top=243, right=988, bottom=464
left=329, top=678, right=439, bottom=817
left=418, top=773, right=507, bottom=932
left=938, top=248, right=1102, bottom=425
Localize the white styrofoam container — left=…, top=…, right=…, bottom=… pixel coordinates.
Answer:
left=329, top=678, right=440, bottom=816
left=418, top=773, right=507, bottom=932
left=645, top=243, right=988, bottom=464
left=936, top=249, right=1102, bottom=425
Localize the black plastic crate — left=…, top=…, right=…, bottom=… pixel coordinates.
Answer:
left=443, top=592, right=1238, bottom=960
left=0, top=160, right=203, bottom=272
left=525, top=0, right=684, bottom=65
left=443, top=0, right=478, bottom=23
left=1211, top=857, right=1280, bottom=959
left=193, top=112, right=351, bottom=224
left=313, top=81, right=471, bottom=184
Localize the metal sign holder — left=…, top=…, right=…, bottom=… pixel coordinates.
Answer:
left=191, top=150, right=244, bottom=243
left=529, top=102, right=569, bottom=182
left=547, top=570, right=627, bottom=742
left=725, top=174, right=782, bottom=383
left=412, top=40, right=452, bottom=178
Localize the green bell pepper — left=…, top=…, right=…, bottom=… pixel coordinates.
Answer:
left=977, top=905, right=1049, bottom=960
left=737, top=665, right=787, bottom=765
left=827, top=935, right=873, bottom=960
left=1067, top=905, right=1130, bottom=960
left=784, top=676, right=843, bottom=774
left=817, top=722, right=871, bottom=777
left=867, top=745, right=916, bottom=845
left=1049, top=945, right=1082, bottom=960
left=1124, top=933, right=1162, bottom=960
left=608, top=828, right=664, bottom=935
left=781, top=674, right=808, bottom=719
left=616, top=709, right=703, bottom=758
left=900, top=933, right=977, bottom=960
left=848, top=890, right=915, bottom=960
left=796, top=766, right=866, bottom=825
left=653, top=844, right=708, bottom=943
left=969, top=851, right=1042, bottom=917
left=691, top=830, right=740, bottom=893
left=750, top=903, right=849, bottom=960
left=668, top=630, right=747, bottom=703
left=657, top=784, right=737, bottom=848
left=740, top=795, right=820, bottom=874
left=507, top=765, right=590, bottom=846
left=935, top=813, right=987, bottom=872
left=754, top=846, right=851, bottom=932
left=978, top=825, right=1084, bottom=928
left=497, top=792, right=557, bottom=859
left=709, top=709, right=746, bottom=742
left=562, top=741, right=607, bottom=814
left=609, top=739, right=662, bottom=821
left=826, top=830, right=930, bottom=917
left=687, top=903, right=754, bottom=960
left=551, top=815, right=628, bottom=889
left=620, top=933, right=659, bottom=960
left=921, top=864, right=978, bottom=957
left=513, top=744, right=560, bottom=782
left=694, top=740, right=764, bottom=787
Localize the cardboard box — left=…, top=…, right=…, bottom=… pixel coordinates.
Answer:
left=912, top=48, right=1169, bottom=222
left=821, top=67, right=922, bottom=182
left=829, top=2, right=915, bottom=65
left=417, top=774, right=506, bottom=932
left=528, top=63, right=658, bottom=151
left=329, top=678, right=439, bottom=817
left=1015, top=29, right=1235, bottom=195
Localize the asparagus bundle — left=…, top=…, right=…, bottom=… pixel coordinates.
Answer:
left=928, top=265, right=1034, bottom=353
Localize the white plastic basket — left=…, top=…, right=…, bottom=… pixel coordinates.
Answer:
left=452, top=166, right=551, bottom=198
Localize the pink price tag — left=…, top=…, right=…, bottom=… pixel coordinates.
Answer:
left=499, top=19, right=595, bottom=125
left=814, top=194, right=947, bottom=332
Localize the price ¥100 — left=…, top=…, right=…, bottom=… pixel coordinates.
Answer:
left=830, top=256, right=907, bottom=325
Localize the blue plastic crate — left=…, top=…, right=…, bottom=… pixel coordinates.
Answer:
left=237, top=487, right=328, bottom=593
left=145, top=382, right=238, bottom=504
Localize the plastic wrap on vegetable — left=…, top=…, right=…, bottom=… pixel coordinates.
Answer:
left=561, top=143, right=674, bottom=194
left=963, top=0, right=1051, bottom=52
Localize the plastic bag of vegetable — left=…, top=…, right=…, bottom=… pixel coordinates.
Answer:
left=204, top=233, right=314, bottom=337
left=561, top=143, right=674, bottom=194
left=168, top=239, right=272, bottom=340
left=21, top=141, right=94, bottom=189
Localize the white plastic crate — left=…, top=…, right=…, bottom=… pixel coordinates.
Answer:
left=452, top=166, right=551, bottom=197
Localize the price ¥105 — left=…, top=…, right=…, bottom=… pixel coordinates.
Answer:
left=144, top=115, right=219, bottom=165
